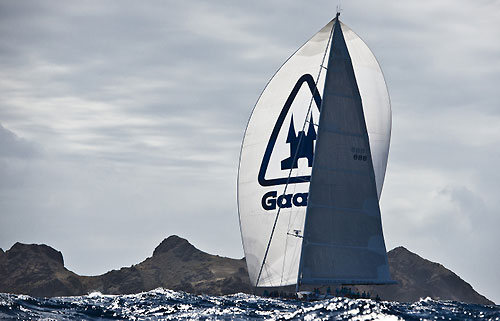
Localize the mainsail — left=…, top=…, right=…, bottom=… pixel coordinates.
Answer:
left=238, top=14, right=392, bottom=289
left=298, top=16, right=392, bottom=285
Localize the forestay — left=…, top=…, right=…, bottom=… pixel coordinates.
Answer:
left=238, top=16, right=391, bottom=288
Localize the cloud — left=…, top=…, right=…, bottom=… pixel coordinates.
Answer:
left=0, top=124, right=39, bottom=158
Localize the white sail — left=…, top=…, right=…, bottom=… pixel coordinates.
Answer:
left=238, top=17, right=391, bottom=288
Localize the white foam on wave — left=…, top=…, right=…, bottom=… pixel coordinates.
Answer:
left=87, top=291, right=104, bottom=298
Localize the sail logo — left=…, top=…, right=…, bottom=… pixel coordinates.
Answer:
left=281, top=115, right=316, bottom=170
left=258, top=74, right=322, bottom=187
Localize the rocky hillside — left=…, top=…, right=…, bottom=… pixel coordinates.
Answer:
left=83, top=235, right=250, bottom=295
left=356, top=247, right=493, bottom=304
left=0, top=236, right=493, bottom=304
left=0, top=236, right=249, bottom=297
left=0, top=243, right=84, bottom=296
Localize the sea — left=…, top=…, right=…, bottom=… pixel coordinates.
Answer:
left=0, top=288, right=498, bottom=320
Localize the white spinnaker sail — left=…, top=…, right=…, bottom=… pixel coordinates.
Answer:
left=238, top=19, right=391, bottom=288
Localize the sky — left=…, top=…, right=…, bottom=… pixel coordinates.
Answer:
left=0, top=0, right=499, bottom=304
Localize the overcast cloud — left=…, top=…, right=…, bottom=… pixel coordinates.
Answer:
left=0, top=1, right=499, bottom=303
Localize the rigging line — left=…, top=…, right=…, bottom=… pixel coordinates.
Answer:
left=253, top=20, right=336, bottom=293
left=264, top=264, right=274, bottom=288
left=285, top=232, right=303, bottom=282
left=279, top=182, right=299, bottom=286
left=280, top=178, right=298, bottom=286
left=281, top=178, right=308, bottom=286
left=282, top=191, right=305, bottom=284
left=279, top=195, right=293, bottom=286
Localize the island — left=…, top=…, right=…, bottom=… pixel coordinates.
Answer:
left=0, top=235, right=493, bottom=305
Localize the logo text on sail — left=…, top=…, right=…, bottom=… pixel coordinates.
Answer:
left=261, top=191, right=308, bottom=211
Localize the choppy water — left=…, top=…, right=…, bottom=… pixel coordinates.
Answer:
left=0, top=288, right=498, bottom=320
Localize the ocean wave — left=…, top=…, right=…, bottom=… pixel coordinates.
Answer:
left=0, top=288, right=498, bottom=320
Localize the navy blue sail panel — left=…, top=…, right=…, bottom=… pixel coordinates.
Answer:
left=298, top=18, right=394, bottom=285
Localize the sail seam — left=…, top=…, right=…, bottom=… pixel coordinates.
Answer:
left=308, top=203, right=370, bottom=212
left=317, top=128, right=364, bottom=137
left=312, top=166, right=372, bottom=176
left=305, top=242, right=387, bottom=250
left=325, top=93, right=361, bottom=100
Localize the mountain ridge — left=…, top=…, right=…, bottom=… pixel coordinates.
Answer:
left=0, top=235, right=493, bottom=305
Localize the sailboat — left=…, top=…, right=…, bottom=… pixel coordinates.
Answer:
left=237, top=12, right=393, bottom=296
